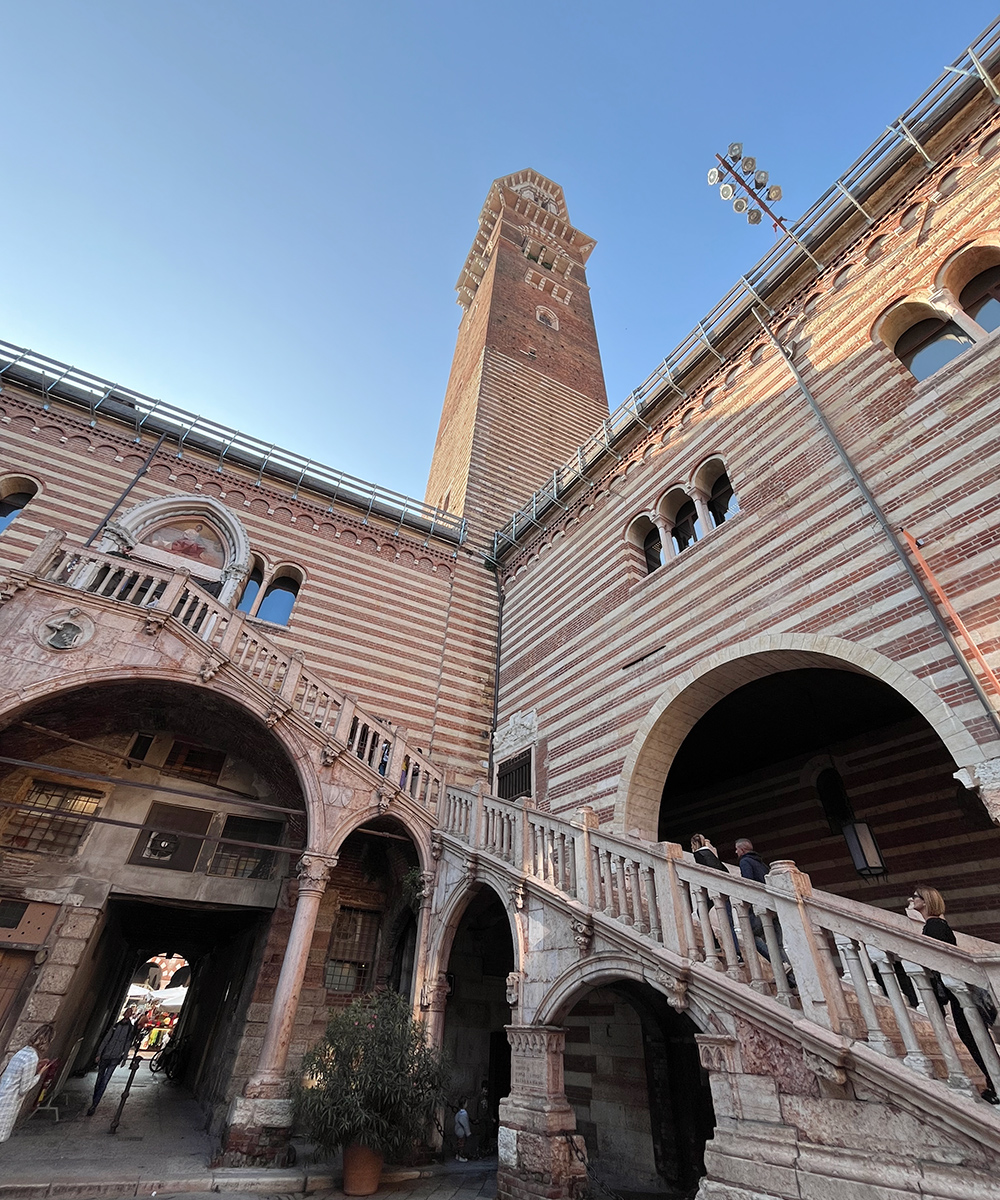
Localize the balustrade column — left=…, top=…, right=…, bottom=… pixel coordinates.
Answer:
left=865, top=952, right=934, bottom=1079
left=244, top=852, right=337, bottom=1097
left=571, top=809, right=596, bottom=908
left=901, top=963, right=973, bottom=1093
left=835, top=937, right=893, bottom=1054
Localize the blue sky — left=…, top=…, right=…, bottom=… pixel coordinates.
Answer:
left=2, top=2, right=998, bottom=502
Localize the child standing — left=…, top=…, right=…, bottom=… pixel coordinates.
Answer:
left=454, top=1098, right=471, bottom=1162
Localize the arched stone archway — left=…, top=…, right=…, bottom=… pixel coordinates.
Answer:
left=613, top=633, right=984, bottom=840
left=507, top=961, right=714, bottom=1200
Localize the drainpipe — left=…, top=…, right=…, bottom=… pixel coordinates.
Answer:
left=754, top=308, right=1000, bottom=741
left=486, top=561, right=505, bottom=787
left=901, top=529, right=1000, bottom=698
left=84, top=432, right=167, bottom=547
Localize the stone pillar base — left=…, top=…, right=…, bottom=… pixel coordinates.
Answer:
left=497, top=1125, right=588, bottom=1200
left=215, top=1096, right=296, bottom=1168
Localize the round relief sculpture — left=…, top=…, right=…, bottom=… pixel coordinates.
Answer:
left=37, top=607, right=95, bottom=651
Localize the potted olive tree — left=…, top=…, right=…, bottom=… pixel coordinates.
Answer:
left=295, top=990, right=449, bottom=1195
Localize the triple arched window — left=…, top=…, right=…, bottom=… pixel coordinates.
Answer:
left=629, top=458, right=740, bottom=576
left=881, top=254, right=1000, bottom=382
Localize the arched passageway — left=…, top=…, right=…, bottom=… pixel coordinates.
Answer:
left=442, top=884, right=515, bottom=1155
left=563, top=981, right=713, bottom=1199
left=0, top=679, right=308, bottom=1130
left=658, top=667, right=1000, bottom=939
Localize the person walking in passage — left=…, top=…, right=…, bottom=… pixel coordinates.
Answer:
left=906, top=885, right=999, bottom=1105
left=0, top=1024, right=54, bottom=1142
left=454, top=1097, right=472, bottom=1161
left=88, top=1009, right=138, bottom=1116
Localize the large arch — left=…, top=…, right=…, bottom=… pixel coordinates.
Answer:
left=613, top=633, right=984, bottom=839
left=424, top=872, right=523, bottom=985
left=0, top=666, right=326, bottom=850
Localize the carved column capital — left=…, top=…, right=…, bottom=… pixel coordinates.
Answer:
left=297, top=852, right=337, bottom=893
left=420, top=971, right=451, bottom=1012
left=571, top=916, right=594, bottom=956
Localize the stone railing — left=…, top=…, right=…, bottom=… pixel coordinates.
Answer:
left=17, top=531, right=444, bottom=811
left=442, top=785, right=1000, bottom=1104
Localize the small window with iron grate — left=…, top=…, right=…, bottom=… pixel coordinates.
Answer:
left=497, top=749, right=532, bottom=801
left=325, top=907, right=381, bottom=993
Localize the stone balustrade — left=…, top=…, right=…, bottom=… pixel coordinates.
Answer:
left=441, top=783, right=1000, bottom=1106
left=19, top=529, right=444, bottom=812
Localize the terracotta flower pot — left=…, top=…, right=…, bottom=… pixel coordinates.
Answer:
left=342, top=1142, right=384, bottom=1196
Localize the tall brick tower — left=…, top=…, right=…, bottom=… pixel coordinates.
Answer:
left=426, top=169, right=609, bottom=538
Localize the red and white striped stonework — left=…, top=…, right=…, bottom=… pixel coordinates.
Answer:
left=490, top=102, right=1000, bottom=937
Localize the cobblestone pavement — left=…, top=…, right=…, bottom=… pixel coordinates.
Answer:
left=0, top=1059, right=497, bottom=1200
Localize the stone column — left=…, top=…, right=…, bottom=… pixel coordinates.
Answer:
left=927, top=286, right=989, bottom=342
left=498, top=1026, right=587, bottom=1200
left=652, top=515, right=675, bottom=560
left=691, top=488, right=712, bottom=537
left=219, top=851, right=336, bottom=1167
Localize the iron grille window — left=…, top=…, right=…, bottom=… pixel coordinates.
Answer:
left=497, top=750, right=532, bottom=801
left=208, top=816, right=283, bottom=880
left=325, top=908, right=380, bottom=993
left=163, top=739, right=227, bottom=784
left=1, top=782, right=103, bottom=855
left=0, top=900, right=28, bottom=929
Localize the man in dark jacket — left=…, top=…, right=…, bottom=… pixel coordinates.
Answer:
left=736, top=838, right=768, bottom=883
left=736, top=838, right=795, bottom=986
left=87, top=1010, right=138, bottom=1115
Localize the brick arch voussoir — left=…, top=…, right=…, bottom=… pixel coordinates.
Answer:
left=0, top=664, right=326, bottom=853
left=613, top=632, right=981, bottom=841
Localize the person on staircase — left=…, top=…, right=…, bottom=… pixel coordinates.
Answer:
left=691, top=834, right=739, bottom=951
left=736, top=838, right=795, bottom=988
left=906, top=885, right=999, bottom=1105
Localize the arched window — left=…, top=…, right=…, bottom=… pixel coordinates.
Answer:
left=708, top=472, right=740, bottom=527
left=237, top=563, right=265, bottom=614
left=256, top=574, right=300, bottom=625
left=0, top=483, right=37, bottom=534
left=960, top=264, right=1000, bottom=333
left=894, top=317, right=973, bottom=381
left=643, top=527, right=663, bottom=574
left=671, top=500, right=700, bottom=553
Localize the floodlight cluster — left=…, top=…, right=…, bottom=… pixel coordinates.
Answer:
left=707, top=143, right=783, bottom=226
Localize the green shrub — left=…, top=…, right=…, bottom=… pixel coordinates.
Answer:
left=294, top=990, right=449, bottom=1159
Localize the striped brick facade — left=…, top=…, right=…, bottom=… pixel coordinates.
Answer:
left=493, top=95, right=1000, bottom=935
left=0, top=386, right=497, bottom=785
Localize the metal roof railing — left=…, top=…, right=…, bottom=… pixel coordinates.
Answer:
left=0, top=339, right=467, bottom=546
left=492, top=17, right=1000, bottom=560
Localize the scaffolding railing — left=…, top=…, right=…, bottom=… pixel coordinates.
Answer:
left=0, top=340, right=467, bottom=546
left=492, top=17, right=1000, bottom=559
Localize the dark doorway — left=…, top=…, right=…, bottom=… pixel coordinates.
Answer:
left=564, top=983, right=713, bottom=1199
left=443, top=886, right=515, bottom=1154
left=658, top=667, right=1000, bottom=938
left=71, top=896, right=268, bottom=1112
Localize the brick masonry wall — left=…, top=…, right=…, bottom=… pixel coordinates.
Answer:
left=494, top=112, right=1000, bottom=889
left=426, top=175, right=610, bottom=539
left=0, top=385, right=498, bottom=784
